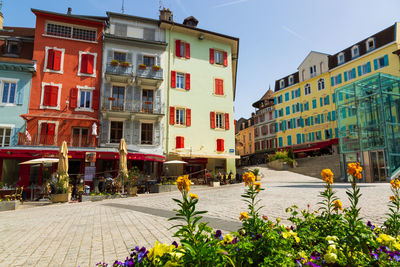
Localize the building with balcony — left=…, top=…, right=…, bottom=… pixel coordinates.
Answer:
left=99, top=12, right=167, bottom=176
left=160, top=9, right=239, bottom=175
left=273, top=22, right=400, bottom=182
left=252, top=89, right=276, bottom=163
left=0, top=13, right=37, bottom=188
left=235, top=117, right=254, bottom=166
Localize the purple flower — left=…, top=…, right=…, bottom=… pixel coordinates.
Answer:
left=310, top=251, right=320, bottom=261
left=256, top=234, right=262, bottom=240
left=172, top=241, right=178, bottom=248
left=214, top=230, right=222, bottom=238
left=367, top=221, right=375, bottom=230
left=290, top=226, right=294, bottom=230
left=231, top=237, right=238, bottom=244
left=371, top=252, right=379, bottom=260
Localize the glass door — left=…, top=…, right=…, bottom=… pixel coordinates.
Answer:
left=112, top=86, right=125, bottom=111
left=371, top=150, right=386, bottom=182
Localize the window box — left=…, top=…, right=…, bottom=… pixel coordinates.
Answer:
left=152, top=65, right=161, bottom=71
left=110, top=60, right=119, bottom=66
left=121, top=62, right=131, bottom=67
left=139, top=64, right=147, bottom=70
left=108, top=97, right=116, bottom=101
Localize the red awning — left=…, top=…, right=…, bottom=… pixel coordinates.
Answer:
left=20, top=112, right=98, bottom=122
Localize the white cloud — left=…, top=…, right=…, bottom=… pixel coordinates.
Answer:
left=214, top=0, right=249, bottom=8
left=282, top=25, right=306, bottom=41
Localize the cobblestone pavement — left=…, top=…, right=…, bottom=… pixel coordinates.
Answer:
left=0, top=167, right=392, bottom=267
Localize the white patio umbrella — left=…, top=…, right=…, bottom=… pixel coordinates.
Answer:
left=19, top=158, right=59, bottom=165
left=163, top=160, right=188, bottom=164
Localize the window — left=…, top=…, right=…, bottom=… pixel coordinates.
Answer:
left=176, top=136, right=184, bottom=149
left=292, top=88, right=301, bottom=99
left=288, top=75, right=294, bottom=85
left=79, top=52, right=96, bottom=76
left=374, top=55, right=389, bottom=70
left=278, top=109, right=283, bottom=117
left=359, top=62, right=371, bottom=76
left=46, top=22, right=96, bottom=42
left=216, top=113, right=224, bottom=129
left=6, top=40, right=20, bottom=55
left=0, top=127, right=11, bottom=147
left=280, top=79, right=285, bottom=89
left=171, top=71, right=190, bottom=90
left=175, top=40, right=190, bottom=58
left=352, top=45, right=359, bottom=58
left=176, top=73, right=185, bottom=89
left=262, top=125, right=267, bottom=135
left=215, top=50, right=224, bottom=65
left=217, top=139, right=224, bottom=152
left=113, top=51, right=126, bottom=62
left=249, top=133, right=251, bottom=141
left=304, top=84, right=311, bottom=95
left=285, top=92, right=290, bottom=102
left=111, top=86, right=125, bottom=110
left=78, top=88, right=93, bottom=109
left=209, top=48, right=227, bottom=66
left=366, top=38, right=375, bottom=51
left=215, top=78, right=224, bottom=95
left=1, top=81, right=17, bottom=104
left=316, top=131, right=321, bottom=141
left=318, top=79, right=325, bottom=91
left=141, top=123, right=153, bottom=145
left=39, top=122, right=56, bottom=145
left=142, top=90, right=153, bottom=113
left=44, top=47, right=64, bottom=73
left=41, top=83, right=61, bottom=109
left=345, top=68, right=356, bottom=81
left=331, top=74, right=342, bottom=86
left=175, top=108, right=185, bottom=125
left=310, top=65, right=316, bottom=78
left=338, top=52, right=345, bottom=65
left=143, top=56, right=155, bottom=67
left=110, top=121, right=123, bottom=143
left=72, top=128, right=89, bottom=147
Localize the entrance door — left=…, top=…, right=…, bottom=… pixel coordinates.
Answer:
left=370, top=150, right=386, bottom=182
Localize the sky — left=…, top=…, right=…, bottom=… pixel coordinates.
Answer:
left=3, top=0, right=400, bottom=120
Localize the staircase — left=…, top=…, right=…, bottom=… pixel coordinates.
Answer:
left=290, top=154, right=342, bottom=180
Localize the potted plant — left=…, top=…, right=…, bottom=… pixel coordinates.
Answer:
left=138, top=63, right=147, bottom=70
left=126, top=166, right=140, bottom=196
left=110, top=60, right=119, bottom=66
left=152, top=65, right=161, bottom=71
left=121, top=61, right=131, bottom=67
left=51, top=172, right=70, bottom=203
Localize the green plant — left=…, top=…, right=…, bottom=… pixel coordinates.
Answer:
left=251, top=168, right=260, bottom=177
left=385, top=179, right=400, bottom=237
left=288, top=148, right=295, bottom=159
left=51, top=172, right=69, bottom=194
left=110, top=59, right=119, bottom=66
left=127, top=166, right=140, bottom=186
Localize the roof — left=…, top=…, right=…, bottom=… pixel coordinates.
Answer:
left=0, top=27, right=35, bottom=38
left=252, top=89, right=274, bottom=108
left=274, top=72, right=299, bottom=92
left=21, top=112, right=98, bottom=121
left=31, top=8, right=106, bottom=25
left=297, top=51, right=330, bottom=69
left=328, top=24, right=396, bottom=69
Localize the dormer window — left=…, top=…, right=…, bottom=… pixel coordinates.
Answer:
left=280, top=79, right=285, bottom=89
left=4, top=39, right=21, bottom=56
left=366, top=38, right=375, bottom=51
left=351, top=45, right=359, bottom=58
left=288, top=76, right=294, bottom=86
left=310, top=65, right=317, bottom=78
left=338, top=52, right=345, bottom=65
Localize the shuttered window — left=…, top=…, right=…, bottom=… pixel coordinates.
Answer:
left=210, top=49, right=228, bottom=67
left=46, top=48, right=63, bottom=71
left=216, top=139, right=224, bottom=152
left=175, top=40, right=190, bottom=58
left=42, top=85, right=59, bottom=107
left=80, top=53, right=95, bottom=75
left=176, top=136, right=184, bottom=149
left=39, top=122, right=56, bottom=145
left=215, top=79, right=224, bottom=95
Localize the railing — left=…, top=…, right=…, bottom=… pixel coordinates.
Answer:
left=18, top=133, right=96, bottom=147
left=102, top=97, right=164, bottom=114
left=136, top=66, right=163, bottom=80
left=105, top=64, right=134, bottom=76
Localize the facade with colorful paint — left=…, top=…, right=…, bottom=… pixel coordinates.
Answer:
left=99, top=12, right=166, bottom=177
left=235, top=117, right=254, bottom=166
left=0, top=16, right=36, bottom=187
left=159, top=10, right=239, bottom=175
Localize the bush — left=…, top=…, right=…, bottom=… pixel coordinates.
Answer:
left=269, top=150, right=294, bottom=165
left=97, top=167, right=400, bottom=266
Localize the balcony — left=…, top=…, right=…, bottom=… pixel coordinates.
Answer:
left=101, top=97, right=164, bottom=121
left=135, top=65, right=163, bottom=88
left=104, top=63, right=134, bottom=84
left=17, top=133, right=96, bottom=148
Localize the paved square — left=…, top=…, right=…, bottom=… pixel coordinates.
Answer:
left=0, top=167, right=392, bottom=266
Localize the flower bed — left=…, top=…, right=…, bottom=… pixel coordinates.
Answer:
left=0, top=200, right=20, bottom=211
left=97, top=165, right=400, bottom=266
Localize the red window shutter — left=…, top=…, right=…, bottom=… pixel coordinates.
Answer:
left=40, top=123, right=48, bottom=135
left=180, top=137, right=184, bottom=148
left=176, top=136, right=180, bottom=148
left=223, top=51, right=228, bottom=67
left=70, top=88, right=78, bottom=108
left=169, top=107, right=175, bottom=125
left=209, top=48, right=215, bottom=64
left=225, top=113, right=230, bottom=130
left=215, top=79, right=223, bottom=95
left=220, top=139, right=224, bottom=151
left=186, top=108, right=191, bottom=126
left=175, top=40, right=181, bottom=57
left=80, top=54, right=88, bottom=74
left=92, top=90, right=99, bottom=110
left=185, top=43, right=190, bottom=59
left=171, top=71, right=176, bottom=88
left=220, top=80, right=224, bottom=95
left=185, top=73, right=190, bottom=90
left=43, top=85, right=52, bottom=106
left=210, top=111, right=215, bottom=129
left=50, top=86, right=58, bottom=107
left=47, top=123, right=56, bottom=145
left=86, top=54, right=95, bottom=74
left=53, top=50, right=62, bottom=71
left=47, top=49, right=54, bottom=70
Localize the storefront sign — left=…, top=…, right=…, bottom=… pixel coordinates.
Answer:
left=84, top=166, right=96, bottom=181
left=85, top=152, right=96, bottom=163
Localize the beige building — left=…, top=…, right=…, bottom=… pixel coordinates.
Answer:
left=235, top=117, right=255, bottom=165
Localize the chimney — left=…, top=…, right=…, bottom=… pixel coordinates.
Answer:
left=0, top=12, right=3, bottom=29
left=159, top=8, right=173, bottom=22
left=67, top=7, right=72, bottom=15
left=183, top=16, right=199, bottom=28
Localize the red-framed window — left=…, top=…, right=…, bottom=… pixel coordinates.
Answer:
left=39, top=122, right=56, bottom=145
left=175, top=40, right=190, bottom=59
left=46, top=48, right=63, bottom=71
left=171, top=71, right=190, bottom=90
left=176, top=136, right=184, bottom=149
left=80, top=53, right=95, bottom=75
left=216, top=139, right=224, bottom=152
left=210, top=112, right=229, bottom=130
left=42, top=85, right=59, bottom=107
left=209, top=48, right=228, bottom=67
left=169, top=107, right=191, bottom=127
left=215, top=78, right=224, bottom=95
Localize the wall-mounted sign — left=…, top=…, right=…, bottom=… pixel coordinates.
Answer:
left=85, top=152, right=96, bottom=163
left=229, top=149, right=235, bottom=153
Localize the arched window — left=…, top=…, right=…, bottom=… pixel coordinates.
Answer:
left=351, top=45, right=359, bottom=58
left=304, top=83, right=311, bottom=95
left=337, top=52, right=345, bottom=65
left=288, top=75, right=294, bottom=86
left=280, top=79, right=285, bottom=89
left=318, top=78, right=325, bottom=91
left=366, top=37, right=375, bottom=51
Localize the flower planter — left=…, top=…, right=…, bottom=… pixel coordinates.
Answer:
left=108, top=97, right=116, bottom=101
left=121, top=62, right=131, bottom=67
left=138, top=64, right=147, bottom=70
left=150, top=184, right=177, bottom=193
left=127, top=186, right=138, bottom=196
left=267, top=160, right=288, bottom=170
left=82, top=195, right=106, bottom=202
left=210, top=181, right=220, bottom=187
left=151, top=66, right=161, bottom=71
left=51, top=193, right=69, bottom=203
left=0, top=200, right=20, bottom=211
left=110, top=61, right=119, bottom=66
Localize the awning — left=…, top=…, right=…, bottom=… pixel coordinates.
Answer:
left=20, top=112, right=99, bottom=122
left=19, top=158, right=59, bottom=165
left=170, top=152, right=240, bottom=159
left=294, top=147, right=320, bottom=153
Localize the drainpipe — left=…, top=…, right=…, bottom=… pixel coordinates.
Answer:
left=165, top=24, right=173, bottom=159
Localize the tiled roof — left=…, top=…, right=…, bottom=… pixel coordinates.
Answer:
left=0, top=27, right=35, bottom=38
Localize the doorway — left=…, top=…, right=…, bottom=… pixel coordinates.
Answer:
left=370, top=150, right=386, bottom=182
